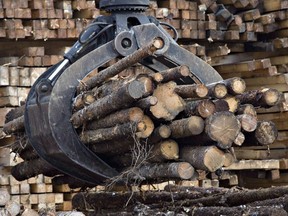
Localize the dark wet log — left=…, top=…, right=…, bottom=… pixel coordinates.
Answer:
left=174, top=84, right=208, bottom=99
left=191, top=206, right=287, bottom=216
left=248, top=195, right=288, bottom=212
left=206, top=82, right=228, bottom=99
left=71, top=78, right=153, bottom=128
left=3, top=116, right=25, bottom=134
left=150, top=82, right=186, bottom=121
left=72, top=190, right=205, bottom=211
left=245, top=121, right=278, bottom=146
left=78, top=39, right=162, bottom=92
left=236, top=88, right=281, bottom=108
left=159, top=65, right=190, bottom=83
left=213, top=99, right=230, bottom=112
left=237, top=114, right=258, bottom=132
left=149, top=139, right=179, bottom=162
left=184, top=99, right=216, bottom=118
left=236, top=104, right=257, bottom=117
left=11, top=158, right=60, bottom=181
left=148, top=125, right=171, bottom=144
left=85, top=107, right=144, bottom=130
left=180, top=145, right=225, bottom=172
left=5, top=105, right=25, bottom=123
left=221, top=77, right=246, bottom=95
left=163, top=185, right=228, bottom=194
left=136, top=162, right=194, bottom=180
left=135, top=96, right=158, bottom=110
left=170, top=116, right=205, bottom=138
left=72, top=91, right=96, bottom=111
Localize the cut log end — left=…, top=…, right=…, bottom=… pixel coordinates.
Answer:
left=176, top=162, right=195, bottom=180
left=237, top=114, right=258, bottom=132
left=203, top=147, right=226, bottom=172
left=263, top=88, right=281, bottom=107
left=226, top=77, right=246, bottom=95
left=206, top=112, right=241, bottom=149
left=255, top=121, right=278, bottom=145
left=160, top=140, right=179, bottom=160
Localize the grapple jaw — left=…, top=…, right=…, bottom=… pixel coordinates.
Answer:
left=24, top=6, right=222, bottom=184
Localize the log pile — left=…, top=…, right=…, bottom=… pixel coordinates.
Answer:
left=72, top=185, right=288, bottom=215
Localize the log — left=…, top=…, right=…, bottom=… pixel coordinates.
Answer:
left=213, top=99, right=230, bottom=112
left=248, top=195, right=288, bottom=212
left=221, top=77, right=246, bottom=95
left=148, top=125, right=171, bottom=144
left=236, top=88, right=281, bottom=108
left=159, top=65, right=190, bottom=82
left=52, top=175, right=95, bottom=189
left=184, top=99, right=216, bottom=118
left=237, top=114, right=258, bottom=132
left=11, top=158, right=59, bottom=181
left=224, top=96, right=240, bottom=113
left=71, top=78, right=153, bottom=128
left=180, top=145, right=225, bottom=172
left=56, top=212, right=85, bottom=216
left=135, top=96, right=158, bottom=110
left=206, top=82, right=228, bottom=99
left=150, top=82, right=186, bottom=121
left=223, top=151, right=236, bottom=167
left=136, top=162, right=194, bottom=180
left=233, top=131, right=245, bottom=146
left=78, top=39, right=162, bottom=92
left=205, top=111, right=241, bottom=149
left=3, top=116, right=24, bottom=134
left=72, top=91, right=96, bottom=111
left=4, top=105, right=24, bottom=123
left=174, top=84, right=208, bottom=99
left=21, top=209, right=39, bottom=216
left=80, top=122, right=146, bottom=144
left=191, top=206, right=287, bottom=216
left=169, top=116, right=205, bottom=138
left=149, top=139, right=179, bottom=162
left=85, top=107, right=144, bottom=130
left=253, top=121, right=278, bottom=146
left=236, top=104, right=257, bottom=117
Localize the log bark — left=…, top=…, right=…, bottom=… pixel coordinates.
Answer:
left=191, top=206, right=287, bottom=216
left=71, top=78, right=153, bottom=128
left=206, top=82, right=228, bottom=99
left=248, top=195, right=288, bottom=212
left=80, top=122, right=146, bottom=144
left=11, top=158, right=60, bottom=181
left=174, top=84, right=208, bottom=99
left=236, top=88, right=281, bottom=108
left=52, top=175, right=96, bottom=189
left=159, top=65, right=190, bottom=83
left=170, top=116, right=205, bottom=138
left=150, top=82, right=186, bottom=121
left=4, top=105, right=25, bottom=123
left=180, top=145, right=225, bottom=172
left=85, top=107, right=144, bottom=130
left=149, top=139, right=179, bottom=162
left=3, top=116, right=25, bottom=134
left=136, top=162, right=194, bottom=180
left=184, top=99, right=216, bottom=118
left=237, top=114, right=258, bottom=132
left=78, top=39, right=162, bottom=92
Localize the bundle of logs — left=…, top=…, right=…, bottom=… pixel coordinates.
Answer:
left=72, top=185, right=288, bottom=215
left=3, top=40, right=281, bottom=189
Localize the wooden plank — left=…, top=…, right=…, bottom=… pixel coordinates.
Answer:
left=224, top=159, right=280, bottom=170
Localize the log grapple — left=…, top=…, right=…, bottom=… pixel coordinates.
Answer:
left=24, top=0, right=223, bottom=184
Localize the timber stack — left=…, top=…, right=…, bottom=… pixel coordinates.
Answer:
left=1, top=0, right=288, bottom=213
